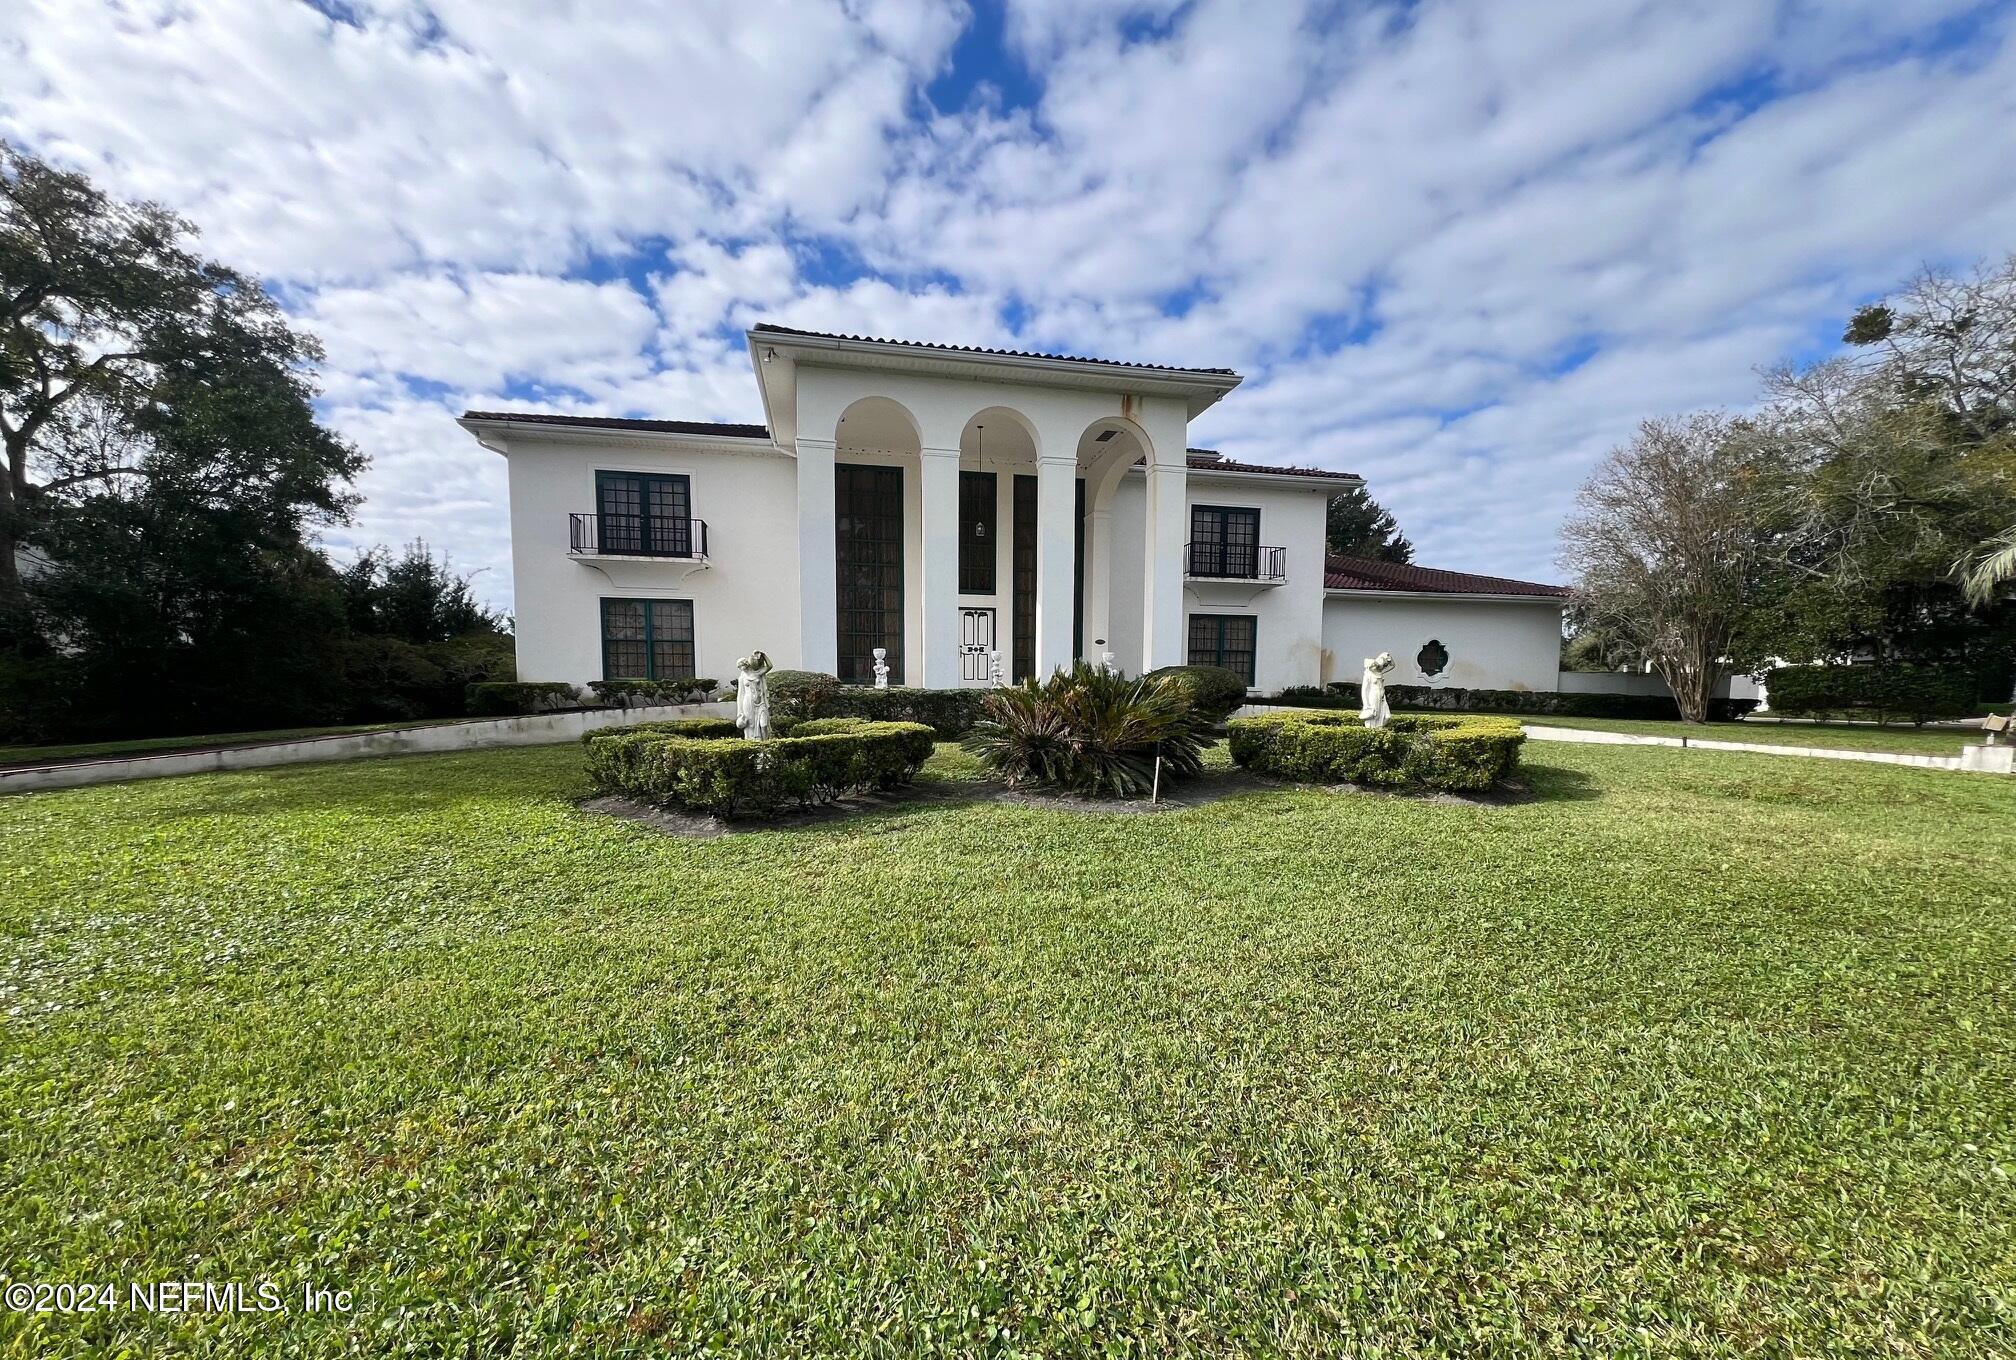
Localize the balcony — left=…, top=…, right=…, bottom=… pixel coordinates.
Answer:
left=569, top=513, right=710, bottom=560
left=1185, top=542, right=1285, bottom=584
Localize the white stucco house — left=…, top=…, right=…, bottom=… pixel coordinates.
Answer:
left=458, top=325, right=1570, bottom=695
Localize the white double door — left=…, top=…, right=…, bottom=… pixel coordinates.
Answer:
left=957, top=607, right=996, bottom=685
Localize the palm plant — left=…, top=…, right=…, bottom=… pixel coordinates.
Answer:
left=962, top=661, right=1215, bottom=797
left=1961, top=524, right=2016, bottom=607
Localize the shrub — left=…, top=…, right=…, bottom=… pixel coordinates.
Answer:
left=964, top=661, right=1215, bottom=798
left=1143, top=664, right=1249, bottom=723
left=768, top=670, right=842, bottom=724
left=1302, top=683, right=1756, bottom=723
left=588, top=677, right=719, bottom=708
left=584, top=719, right=935, bottom=818
left=828, top=685, right=988, bottom=737
left=603, top=716, right=743, bottom=741
left=466, top=680, right=578, bottom=716
left=788, top=716, right=873, bottom=736
left=1229, top=709, right=1524, bottom=791
left=1765, top=664, right=1976, bottom=725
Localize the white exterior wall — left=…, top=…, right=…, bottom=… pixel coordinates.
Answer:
left=1321, top=595, right=1563, bottom=691
left=1558, top=670, right=1763, bottom=701
left=503, top=434, right=802, bottom=685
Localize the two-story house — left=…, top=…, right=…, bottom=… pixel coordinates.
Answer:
left=459, top=325, right=1569, bottom=695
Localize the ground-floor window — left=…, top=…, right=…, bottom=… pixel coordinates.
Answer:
left=836, top=462, right=904, bottom=685
left=601, top=598, right=696, bottom=679
left=1187, top=614, right=1256, bottom=685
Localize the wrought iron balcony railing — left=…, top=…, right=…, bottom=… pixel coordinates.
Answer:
left=1185, top=542, right=1285, bottom=582
left=569, top=513, right=709, bottom=559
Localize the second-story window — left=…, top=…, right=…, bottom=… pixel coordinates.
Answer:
left=1190, top=505, right=1260, bottom=577
left=959, top=471, right=997, bottom=593
left=597, top=471, right=692, bottom=557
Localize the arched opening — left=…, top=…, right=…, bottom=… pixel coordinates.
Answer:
left=834, top=395, right=921, bottom=456
left=830, top=397, right=921, bottom=686
left=1077, top=417, right=1154, bottom=674
left=955, top=408, right=1041, bottom=681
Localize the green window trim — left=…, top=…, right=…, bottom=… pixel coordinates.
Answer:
left=600, top=598, right=697, bottom=681
left=1188, top=613, right=1257, bottom=685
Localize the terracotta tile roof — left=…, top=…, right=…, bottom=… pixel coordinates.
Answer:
left=1187, top=449, right=1360, bottom=480
left=462, top=411, right=770, bottom=439
left=751, top=322, right=1239, bottom=377
left=1324, top=555, right=1570, bottom=597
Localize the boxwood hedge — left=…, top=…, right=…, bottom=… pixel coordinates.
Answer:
left=1764, top=663, right=1977, bottom=725
left=584, top=717, right=935, bottom=818
left=1229, top=709, right=1525, bottom=791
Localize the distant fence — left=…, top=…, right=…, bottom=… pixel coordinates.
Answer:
left=0, top=702, right=736, bottom=795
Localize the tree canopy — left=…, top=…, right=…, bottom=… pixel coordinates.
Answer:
left=0, top=145, right=508, bottom=743
left=1325, top=484, right=1413, bottom=562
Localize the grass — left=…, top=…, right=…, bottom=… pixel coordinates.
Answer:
left=2, top=741, right=2012, bottom=1356
left=0, top=718, right=481, bottom=768
left=1501, top=712, right=1987, bottom=755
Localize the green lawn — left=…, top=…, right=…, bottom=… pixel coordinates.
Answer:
left=0, top=718, right=481, bottom=768
left=2, top=742, right=2012, bottom=1356
left=1505, top=712, right=1987, bottom=755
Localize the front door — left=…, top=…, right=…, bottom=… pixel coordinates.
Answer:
left=959, top=607, right=996, bottom=684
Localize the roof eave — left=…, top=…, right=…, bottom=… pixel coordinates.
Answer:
left=456, top=414, right=780, bottom=456
left=1186, top=466, right=1362, bottom=491
left=1324, top=587, right=1568, bottom=603
left=747, top=326, right=1243, bottom=416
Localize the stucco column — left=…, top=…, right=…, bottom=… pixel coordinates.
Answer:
left=1141, top=457, right=1188, bottom=670
left=1035, top=452, right=1078, bottom=677
left=918, top=446, right=962, bottom=688
left=1083, top=507, right=1114, bottom=661
left=795, top=436, right=838, bottom=674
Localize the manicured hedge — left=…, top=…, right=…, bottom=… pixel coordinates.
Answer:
left=1287, top=682, right=1758, bottom=723
left=1764, top=664, right=1976, bottom=725
left=588, top=677, right=719, bottom=707
left=466, top=681, right=577, bottom=716
left=584, top=718, right=935, bottom=818
left=766, top=671, right=988, bottom=737
left=768, top=670, right=842, bottom=724
left=1143, top=665, right=1249, bottom=722
left=827, top=685, right=988, bottom=737
left=1229, top=709, right=1524, bottom=791
left=587, top=716, right=743, bottom=744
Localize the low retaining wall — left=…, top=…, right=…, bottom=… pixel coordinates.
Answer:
left=0, top=702, right=736, bottom=795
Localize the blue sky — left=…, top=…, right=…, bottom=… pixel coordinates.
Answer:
left=5, top=0, right=2015, bottom=611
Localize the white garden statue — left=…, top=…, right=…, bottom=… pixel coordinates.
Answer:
left=872, top=647, right=890, bottom=690
left=735, top=649, right=774, bottom=740
left=1360, top=651, right=1394, bottom=728
left=1100, top=649, right=1119, bottom=676
left=988, top=649, right=1005, bottom=687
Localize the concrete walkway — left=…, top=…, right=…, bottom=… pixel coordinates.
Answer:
left=1522, top=724, right=1989, bottom=772
left=0, top=701, right=735, bottom=795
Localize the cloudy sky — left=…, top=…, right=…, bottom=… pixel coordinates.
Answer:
left=5, top=0, right=2015, bottom=610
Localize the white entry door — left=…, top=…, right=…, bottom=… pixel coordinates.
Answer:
left=958, top=608, right=996, bottom=684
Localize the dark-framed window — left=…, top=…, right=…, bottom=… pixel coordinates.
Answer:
left=601, top=598, right=695, bottom=680
left=596, top=471, right=692, bottom=557
left=1189, top=504, right=1260, bottom=577
left=959, top=470, right=996, bottom=594
left=1011, top=474, right=1036, bottom=681
left=836, top=463, right=904, bottom=685
left=1188, top=614, right=1256, bottom=685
